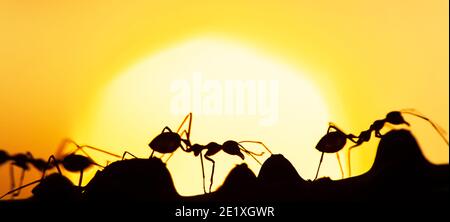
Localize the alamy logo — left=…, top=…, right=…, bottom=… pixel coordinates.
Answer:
left=170, top=72, right=279, bottom=126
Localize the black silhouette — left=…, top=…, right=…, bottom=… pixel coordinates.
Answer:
left=314, top=110, right=449, bottom=179
left=0, top=139, right=120, bottom=200
left=147, top=113, right=273, bottom=194
left=0, top=151, right=49, bottom=198
left=41, top=139, right=121, bottom=187
left=148, top=113, right=192, bottom=161
left=0, top=111, right=448, bottom=217
left=314, top=122, right=357, bottom=179
left=187, top=140, right=271, bottom=193
left=257, top=154, right=306, bottom=201
left=83, top=157, right=179, bottom=201
left=213, top=163, right=258, bottom=201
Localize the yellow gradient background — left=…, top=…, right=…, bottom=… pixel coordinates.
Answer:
left=0, top=0, right=448, bottom=197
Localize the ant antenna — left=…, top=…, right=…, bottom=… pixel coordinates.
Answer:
left=400, top=109, right=449, bottom=145
left=165, top=113, right=193, bottom=163
left=238, top=144, right=263, bottom=165
left=239, top=141, right=273, bottom=155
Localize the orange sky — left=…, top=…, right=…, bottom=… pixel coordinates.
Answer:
left=0, top=0, right=448, bottom=197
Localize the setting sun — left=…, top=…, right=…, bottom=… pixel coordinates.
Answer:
left=72, top=38, right=333, bottom=195
left=0, top=0, right=447, bottom=208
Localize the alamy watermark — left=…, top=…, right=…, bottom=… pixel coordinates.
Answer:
left=170, top=72, right=279, bottom=126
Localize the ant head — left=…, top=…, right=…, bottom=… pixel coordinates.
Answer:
left=386, top=111, right=410, bottom=126
left=0, top=150, right=9, bottom=164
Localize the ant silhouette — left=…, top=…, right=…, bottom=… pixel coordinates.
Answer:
left=144, top=112, right=273, bottom=193
left=41, top=138, right=121, bottom=187
left=0, top=150, right=49, bottom=198
left=0, top=139, right=121, bottom=200
left=347, top=109, right=448, bottom=176
left=0, top=172, right=79, bottom=200
left=187, top=140, right=273, bottom=193
left=314, top=123, right=358, bottom=180
left=314, top=110, right=449, bottom=180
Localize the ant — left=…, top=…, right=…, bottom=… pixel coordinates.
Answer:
left=0, top=139, right=121, bottom=200
left=41, top=138, right=122, bottom=187
left=187, top=140, right=272, bottom=193
left=0, top=150, right=49, bottom=198
left=145, top=113, right=273, bottom=193
left=314, top=123, right=358, bottom=180
left=314, top=110, right=448, bottom=180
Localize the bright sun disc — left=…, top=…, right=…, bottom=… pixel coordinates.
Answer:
left=72, top=37, right=338, bottom=196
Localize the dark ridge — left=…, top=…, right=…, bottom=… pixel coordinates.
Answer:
left=83, top=157, right=179, bottom=201
left=303, top=130, right=449, bottom=202
left=31, top=173, right=81, bottom=201
left=0, top=130, right=447, bottom=206
left=257, top=154, right=306, bottom=200
left=369, top=129, right=430, bottom=176
left=214, top=163, right=258, bottom=201
left=364, top=129, right=449, bottom=201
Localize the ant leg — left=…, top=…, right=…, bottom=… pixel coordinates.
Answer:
left=328, top=123, right=339, bottom=133
left=150, top=150, right=155, bottom=158
left=122, top=151, right=138, bottom=160
left=204, top=155, right=215, bottom=193
left=78, top=170, right=83, bottom=187
left=180, top=131, right=191, bottom=149
left=348, top=148, right=352, bottom=177
left=79, top=145, right=121, bottom=159
left=314, top=152, right=325, bottom=181
left=41, top=155, right=62, bottom=181
left=239, top=141, right=273, bottom=155
left=0, top=179, right=41, bottom=200
left=336, top=153, right=344, bottom=179
left=200, top=154, right=206, bottom=194
left=9, top=164, right=15, bottom=198
left=55, top=138, right=79, bottom=158
left=13, top=168, right=26, bottom=197
left=328, top=122, right=347, bottom=134
left=161, top=126, right=173, bottom=133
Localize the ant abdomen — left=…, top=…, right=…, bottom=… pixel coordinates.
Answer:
left=316, top=131, right=347, bottom=153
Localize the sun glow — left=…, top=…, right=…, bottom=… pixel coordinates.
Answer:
left=73, top=37, right=339, bottom=196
